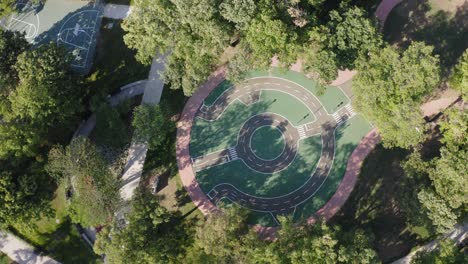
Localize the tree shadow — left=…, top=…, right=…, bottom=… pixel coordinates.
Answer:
left=384, top=0, right=468, bottom=73
left=330, top=144, right=426, bottom=262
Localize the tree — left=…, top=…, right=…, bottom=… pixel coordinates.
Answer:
left=0, top=43, right=83, bottom=159
left=132, top=102, right=175, bottom=150
left=122, top=0, right=232, bottom=95
left=0, top=29, right=29, bottom=97
left=94, top=102, right=129, bottom=148
left=412, top=239, right=468, bottom=264
left=353, top=42, right=441, bottom=149
left=401, top=109, right=467, bottom=235
left=302, top=5, right=382, bottom=84
left=326, top=5, right=382, bottom=69
left=0, top=162, right=53, bottom=227
left=449, top=49, right=467, bottom=94
left=194, top=205, right=252, bottom=262
left=219, top=0, right=257, bottom=29
left=245, top=14, right=299, bottom=68
left=47, top=137, right=120, bottom=227
left=0, top=0, right=15, bottom=17
left=94, top=189, right=189, bottom=263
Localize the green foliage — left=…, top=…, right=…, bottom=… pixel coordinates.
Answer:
left=0, top=161, right=53, bottom=227
left=0, top=29, right=29, bottom=96
left=95, top=102, right=130, bottom=148
left=219, top=0, right=257, bottom=29
left=0, top=43, right=83, bottom=159
left=186, top=206, right=379, bottom=263
left=47, top=137, right=120, bottom=226
left=412, top=239, right=468, bottom=264
left=401, top=109, right=467, bottom=235
left=354, top=42, right=441, bottom=149
left=122, top=0, right=231, bottom=95
left=246, top=14, right=298, bottom=68
left=449, top=49, right=468, bottom=94
left=132, top=102, right=175, bottom=150
left=0, top=0, right=15, bottom=17
left=94, top=189, right=189, bottom=263
left=326, top=6, right=382, bottom=69
left=302, top=5, right=381, bottom=83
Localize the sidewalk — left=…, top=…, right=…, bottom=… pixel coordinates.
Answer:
left=392, top=222, right=468, bottom=264
left=103, top=4, right=131, bottom=19
left=0, top=231, right=61, bottom=264
left=120, top=55, right=167, bottom=201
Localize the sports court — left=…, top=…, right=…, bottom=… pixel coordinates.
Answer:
left=188, top=69, right=373, bottom=226
left=0, top=0, right=103, bottom=73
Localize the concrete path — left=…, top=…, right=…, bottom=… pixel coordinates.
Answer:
left=0, top=231, right=61, bottom=264
left=120, top=55, right=167, bottom=201
left=392, top=222, right=468, bottom=264
left=375, top=0, right=402, bottom=24
left=103, top=4, right=131, bottom=20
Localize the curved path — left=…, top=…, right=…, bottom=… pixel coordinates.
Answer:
left=180, top=70, right=360, bottom=220
left=236, top=113, right=300, bottom=174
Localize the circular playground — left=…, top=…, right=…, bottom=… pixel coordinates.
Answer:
left=177, top=68, right=377, bottom=227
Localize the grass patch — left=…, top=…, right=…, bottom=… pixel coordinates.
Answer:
left=331, top=145, right=425, bottom=263
left=10, top=182, right=99, bottom=263
left=0, top=253, right=11, bottom=264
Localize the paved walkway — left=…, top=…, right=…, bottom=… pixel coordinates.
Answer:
left=375, top=0, right=402, bottom=24
left=0, top=231, right=61, bottom=264
left=392, top=222, right=468, bottom=264
left=103, top=4, right=132, bottom=19
left=120, top=55, right=166, bottom=201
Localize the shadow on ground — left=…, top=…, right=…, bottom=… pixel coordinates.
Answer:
left=384, top=0, right=468, bottom=73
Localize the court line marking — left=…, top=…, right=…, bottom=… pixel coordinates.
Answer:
left=203, top=115, right=359, bottom=214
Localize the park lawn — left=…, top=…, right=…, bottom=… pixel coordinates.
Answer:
left=10, top=182, right=99, bottom=263
left=330, top=145, right=428, bottom=262
left=196, top=135, right=322, bottom=198
left=86, top=18, right=149, bottom=96
left=0, top=253, right=11, bottom=264
left=293, top=115, right=373, bottom=222
left=191, top=90, right=315, bottom=157
left=383, top=0, right=467, bottom=70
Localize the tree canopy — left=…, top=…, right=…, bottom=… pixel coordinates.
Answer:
left=353, top=42, right=441, bottom=149
left=94, top=189, right=190, bottom=263
left=0, top=43, right=82, bottom=159
left=47, top=137, right=120, bottom=226
left=401, top=109, right=467, bottom=234
left=449, top=48, right=468, bottom=93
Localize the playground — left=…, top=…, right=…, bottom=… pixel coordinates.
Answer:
left=183, top=69, right=373, bottom=226
left=0, top=0, right=102, bottom=73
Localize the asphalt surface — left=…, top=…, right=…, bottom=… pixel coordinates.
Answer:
left=192, top=77, right=356, bottom=217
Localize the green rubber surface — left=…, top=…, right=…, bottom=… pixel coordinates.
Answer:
left=251, top=126, right=285, bottom=160
left=191, top=70, right=372, bottom=226
left=191, top=89, right=315, bottom=157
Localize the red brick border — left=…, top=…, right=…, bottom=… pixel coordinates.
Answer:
left=176, top=67, right=226, bottom=216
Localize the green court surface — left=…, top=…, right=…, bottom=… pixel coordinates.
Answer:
left=244, top=68, right=350, bottom=113
left=0, top=0, right=102, bottom=73
left=293, top=115, right=373, bottom=222
left=191, top=89, right=315, bottom=157
left=191, top=70, right=372, bottom=226
left=196, top=136, right=322, bottom=197
left=251, top=126, right=285, bottom=160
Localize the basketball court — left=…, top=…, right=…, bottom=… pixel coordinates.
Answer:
left=0, top=0, right=103, bottom=73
